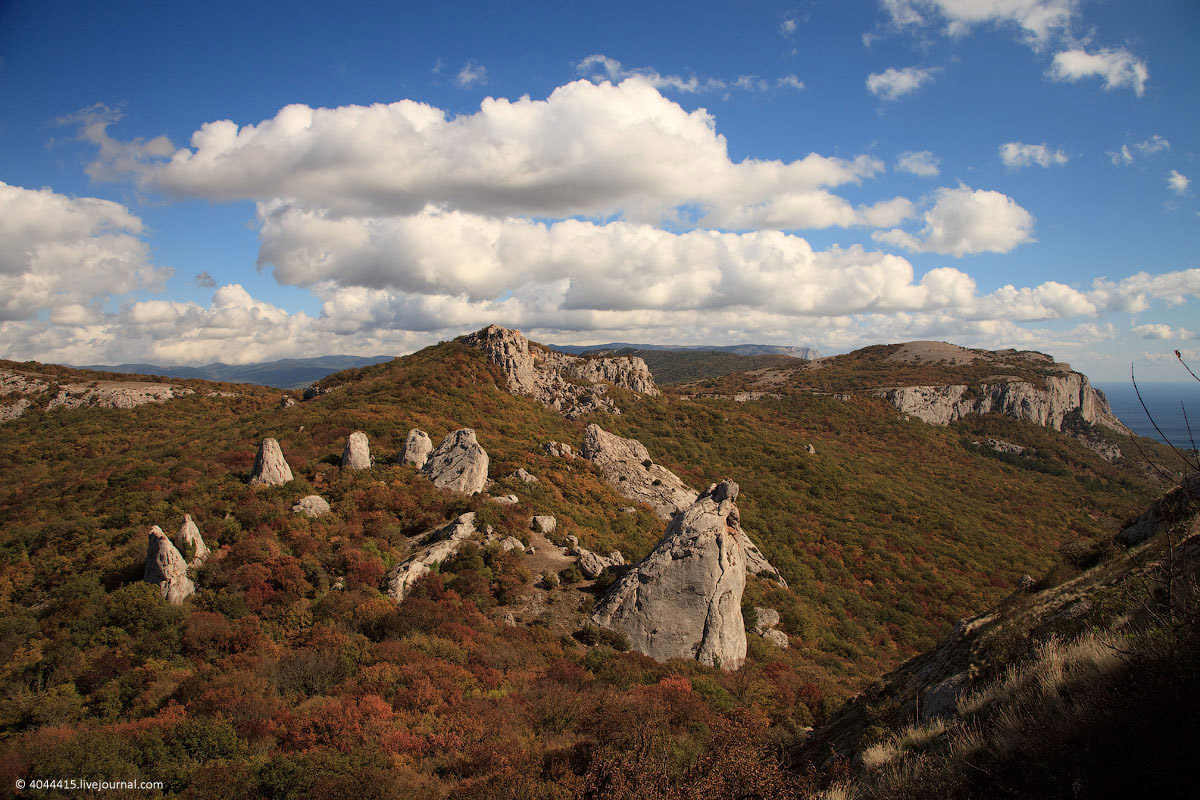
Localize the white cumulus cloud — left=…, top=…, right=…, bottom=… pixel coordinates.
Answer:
left=1167, top=170, right=1191, bottom=195
left=867, top=66, right=938, bottom=100
left=575, top=54, right=803, bottom=95
left=0, top=182, right=170, bottom=322
left=881, top=0, right=1077, bottom=47
left=1049, top=48, right=1148, bottom=96
left=871, top=185, right=1036, bottom=256
left=999, top=141, right=1069, bottom=168
left=896, top=150, right=941, bottom=177
left=455, top=60, right=488, bottom=88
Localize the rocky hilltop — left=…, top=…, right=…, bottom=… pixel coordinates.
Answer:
left=1, top=366, right=199, bottom=421
left=462, top=325, right=658, bottom=418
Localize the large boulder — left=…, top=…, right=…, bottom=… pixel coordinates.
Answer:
left=292, top=495, right=332, bottom=518
left=173, top=514, right=209, bottom=565
left=566, top=535, right=625, bottom=579
left=399, top=429, right=433, bottom=469
left=422, top=429, right=490, bottom=494
left=249, top=438, right=293, bottom=486
left=145, top=525, right=195, bottom=604
left=581, top=423, right=697, bottom=520
left=386, top=513, right=480, bottom=601
left=592, top=481, right=748, bottom=670
left=342, top=431, right=371, bottom=470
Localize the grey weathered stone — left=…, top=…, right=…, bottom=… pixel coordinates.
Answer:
left=752, top=606, right=789, bottom=648
left=499, top=536, right=526, bottom=552
left=145, top=525, right=195, bottom=604
left=531, top=515, right=557, bottom=534
left=510, top=468, right=539, bottom=483
left=805, top=444, right=817, bottom=455
left=581, top=423, right=697, bottom=520
left=592, top=481, right=748, bottom=670
left=292, top=495, right=332, bottom=518
left=422, top=429, right=490, bottom=494
left=489, top=494, right=519, bottom=505
left=462, top=325, right=658, bottom=418
left=543, top=441, right=575, bottom=460
left=249, top=438, right=293, bottom=486
left=341, top=430, right=371, bottom=470
left=743, top=539, right=788, bottom=587
left=399, top=429, right=433, bottom=469
left=761, top=629, right=790, bottom=649
left=921, top=671, right=970, bottom=721
left=565, top=535, right=625, bottom=579
left=279, top=395, right=296, bottom=408
left=386, top=513, right=479, bottom=601
left=173, top=514, right=209, bottom=565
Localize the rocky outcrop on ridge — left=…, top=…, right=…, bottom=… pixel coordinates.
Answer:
left=564, top=535, right=625, bottom=579
left=421, top=429, right=489, bottom=495
left=878, top=372, right=1129, bottom=434
left=145, top=526, right=195, bottom=603
left=580, top=423, right=697, bottom=519
left=292, top=495, right=332, bottom=518
left=0, top=398, right=30, bottom=422
left=341, top=431, right=371, bottom=470
left=174, top=515, right=209, bottom=565
left=249, top=438, right=294, bottom=486
left=399, top=429, right=433, bottom=469
left=592, top=481, right=749, bottom=670
left=47, top=382, right=195, bottom=410
left=386, top=513, right=482, bottom=601
left=462, top=325, right=658, bottom=418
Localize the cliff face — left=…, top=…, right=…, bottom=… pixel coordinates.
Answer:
left=879, top=373, right=1129, bottom=436
left=461, top=325, right=658, bottom=418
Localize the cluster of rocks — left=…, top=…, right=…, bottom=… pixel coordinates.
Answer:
left=144, top=515, right=210, bottom=603
left=462, top=325, right=659, bottom=419
left=1, top=369, right=201, bottom=422
left=751, top=607, right=789, bottom=649
left=563, top=535, right=625, bottom=579
left=972, top=438, right=1028, bottom=456
left=580, top=422, right=787, bottom=587
left=592, top=481, right=750, bottom=670
left=386, top=513, right=483, bottom=602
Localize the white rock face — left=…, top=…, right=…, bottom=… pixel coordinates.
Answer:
left=565, top=535, right=625, bottom=579
left=342, top=431, right=371, bottom=470
left=462, top=325, right=658, bottom=418
left=489, top=494, right=519, bottom=505
left=510, top=468, right=539, bottom=483
left=145, top=525, right=195, bottom=604
left=173, top=514, right=210, bottom=565
left=0, top=399, right=30, bottom=422
left=581, top=423, right=697, bottom=520
left=592, top=481, right=749, bottom=670
left=422, top=428, right=490, bottom=494
left=752, top=606, right=788, bottom=649
left=386, top=513, right=479, bottom=601
left=531, top=515, right=557, bottom=535
left=46, top=382, right=194, bottom=410
left=249, top=438, right=294, bottom=486
left=543, top=441, right=575, bottom=460
left=292, top=495, right=332, bottom=518
left=878, top=373, right=1129, bottom=434
left=399, top=429, right=433, bottom=469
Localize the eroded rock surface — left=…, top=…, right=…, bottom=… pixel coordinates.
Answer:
left=752, top=606, right=788, bottom=648
left=292, top=495, right=332, bottom=518
left=174, top=515, right=210, bottom=565
left=510, top=468, right=539, bottom=484
left=386, top=513, right=480, bottom=601
left=399, top=429, right=433, bottom=469
left=581, top=423, right=697, bottom=519
left=249, top=438, right=294, bottom=486
left=462, top=325, right=658, bottom=418
left=592, top=481, right=749, bottom=669
left=531, top=515, right=557, bottom=535
left=543, top=441, right=575, bottom=460
left=145, top=526, right=195, bottom=603
left=565, top=535, right=625, bottom=579
left=47, top=382, right=195, bottom=410
left=342, top=431, right=371, bottom=470
left=422, top=429, right=489, bottom=494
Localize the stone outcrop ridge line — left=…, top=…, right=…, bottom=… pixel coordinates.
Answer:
left=145, top=525, right=195, bottom=603
left=249, top=438, right=294, bottom=486
left=462, top=325, right=658, bottom=419
left=592, top=481, right=748, bottom=670
left=386, top=513, right=481, bottom=601
left=877, top=373, right=1129, bottom=434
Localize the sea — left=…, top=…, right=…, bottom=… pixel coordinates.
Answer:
left=1095, top=381, right=1200, bottom=451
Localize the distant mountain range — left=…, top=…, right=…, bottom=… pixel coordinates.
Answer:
left=546, top=342, right=820, bottom=360
left=72, top=355, right=395, bottom=389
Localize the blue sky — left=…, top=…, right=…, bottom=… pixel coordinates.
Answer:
left=0, top=0, right=1197, bottom=380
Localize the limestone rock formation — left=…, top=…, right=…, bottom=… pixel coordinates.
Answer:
left=543, top=441, right=575, bottom=460
left=422, top=429, right=489, bottom=494
left=565, top=535, right=625, bottom=579
left=341, top=431, right=371, bottom=470
left=0, top=399, right=30, bottom=422
left=46, top=382, right=194, bottom=411
left=279, top=395, right=296, bottom=408
left=249, top=438, right=294, bottom=486
left=581, top=423, right=697, bottom=519
left=145, top=526, right=195, bottom=604
left=878, top=372, right=1129, bottom=435
left=489, top=494, right=519, bottom=505
left=173, top=514, right=210, bottom=565
left=399, top=429, right=433, bottom=469
left=531, top=515, right=557, bottom=535
left=752, top=607, right=789, bottom=649
left=462, top=325, right=658, bottom=418
left=592, top=481, right=749, bottom=669
left=292, top=495, right=332, bottom=518
left=510, top=468, right=539, bottom=484
left=386, top=513, right=480, bottom=601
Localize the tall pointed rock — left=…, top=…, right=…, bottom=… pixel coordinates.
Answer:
left=249, top=438, right=293, bottom=486
left=173, top=514, right=209, bottom=565
left=342, top=431, right=371, bottom=470
left=145, top=525, right=195, bottom=604
left=421, top=428, right=489, bottom=495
